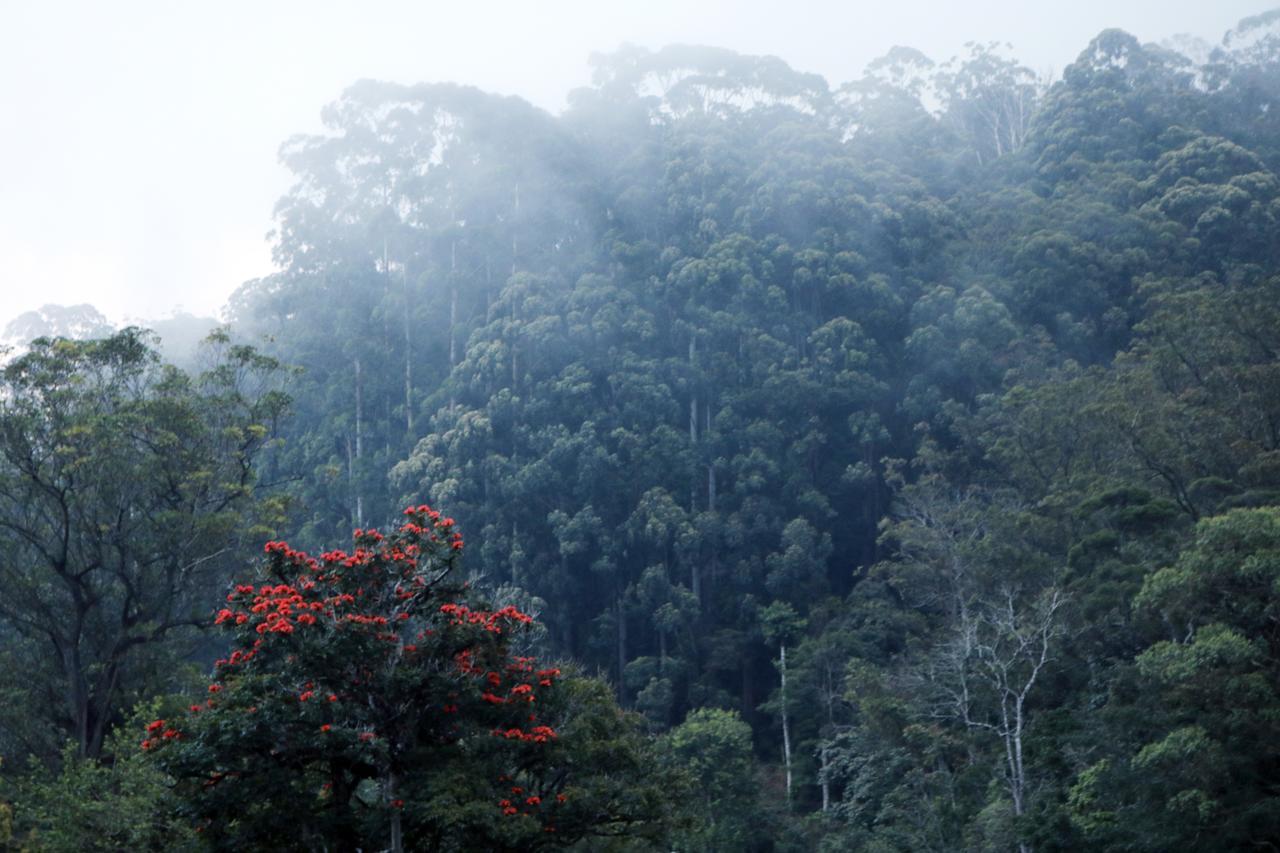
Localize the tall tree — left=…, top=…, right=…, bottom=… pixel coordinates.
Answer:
left=0, top=329, right=288, bottom=759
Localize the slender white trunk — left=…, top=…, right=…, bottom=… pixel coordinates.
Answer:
left=353, top=356, right=364, bottom=526
left=780, top=642, right=793, bottom=806
left=449, top=239, right=458, bottom=366
left=403, top=267, right=413, bottom=435
left=354, top=357, right=363, bottom=458
left=820, top=744, right=830, bottom=812
left=689, top=337, right=698, bottom=510
left=449, top=238, right=458, bottom=410
left=616, top=594, right=627, bottom=702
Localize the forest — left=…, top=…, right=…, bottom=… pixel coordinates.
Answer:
left=2, top=10, right=1280, bottom=851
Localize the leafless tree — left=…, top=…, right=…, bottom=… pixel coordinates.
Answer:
left=930, top=586, right=1065, bottom=853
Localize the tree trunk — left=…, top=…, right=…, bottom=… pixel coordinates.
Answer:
left=328, top=760, right=361, bottom=853
left=616, top=593, right=627, bottom=703
left=511, top=520, right=520, bottom=586
left=86, top=660, right=121, bottom=758
left=450, top=239, right=458, bottom=367
left=705, top=397, right=715, bottom=510
left=780, top=642, right=793, bottom=807
left=689, top=394, right=698, bottom=510
left=704, top=400, right=715, bottom=603
left=345, top=432, right=353, bottom=503
left=1009, top=695, right=1031, bottom=853
left=820, top=743, right=831, bottom=812
left=60, top=639, right=92, bottom=758
left=511, top=182, right=520, bottom=274
left=387, top=770, right=404, bottom=853
left=510, top=294, right=519, bottom=391
left=689, top=336, right=698, bottom=508
left=354, top=357, right=364, bottom=526
left=403, top=267, right=413, bottom=435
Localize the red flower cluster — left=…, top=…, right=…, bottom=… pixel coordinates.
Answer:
left=492, top=724, right=557, bottom=743
left=141, top=718, right=181, bottom=750
left=439, top=602, right=534, bottom=634
left=496, top=783, right=566, bottom=820
left=144, top=502, right=569, bottom=836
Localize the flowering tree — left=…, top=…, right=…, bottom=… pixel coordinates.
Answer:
left=145, top=504, right=678, bottom=851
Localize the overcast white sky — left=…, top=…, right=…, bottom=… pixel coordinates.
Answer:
left=0, top=0, right=1272, bottom=329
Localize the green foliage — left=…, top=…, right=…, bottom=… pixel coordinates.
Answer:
left=667, top=708, right=765, bottom=852
left=146, top=507, right=679, bottom=851
left=7, top=721, right=193, bottom=852
left=1065, top=508, right=1280, bottom=850
left=0, top=329, right=289, bottom=761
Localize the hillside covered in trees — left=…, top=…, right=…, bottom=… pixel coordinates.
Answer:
left=3, top=11, right=1280, bottom=851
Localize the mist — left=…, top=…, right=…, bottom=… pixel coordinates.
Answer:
left=0, top=0, right=1268, bottom=334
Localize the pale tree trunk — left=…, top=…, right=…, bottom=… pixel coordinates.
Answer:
left=511, top=181, right=520, bottom=275
left=705, top=398, right=715, bottom=509
left=403, top=266, right=413, bottom=435
left=449, top=240, right=458, bottom=367
left=616, top=593, right=628, bottom=702
left=449, top=238, right=458, bottom=410
left=780, top=642, right=793, bottom=807
left=820, top=743, right=830, bottom=812
left=689, top=390, right=698, bottom=511
left=511, top=520, right=520, bottom=586
left=688, top=394, right=701, bottom=599
left=706, top=397, right=717, bottom=599
left=689, top=336, right=698, bottom=510
left=510, top=295, right=518, bottom=391
left=938, top=588, right=1063, bottom=853
left=508, top=181, right=520, bottom=398
left=353, top=356, right=364, bottom=527
left=689, top=337, right=702, bottom=602
left=345, top=435, right=358, bottom=528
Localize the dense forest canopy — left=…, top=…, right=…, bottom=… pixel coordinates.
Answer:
left=3, top=12, right=1280, bottom=851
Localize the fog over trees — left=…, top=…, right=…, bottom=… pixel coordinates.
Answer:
left=3, top=11, right=1280, bottom=851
